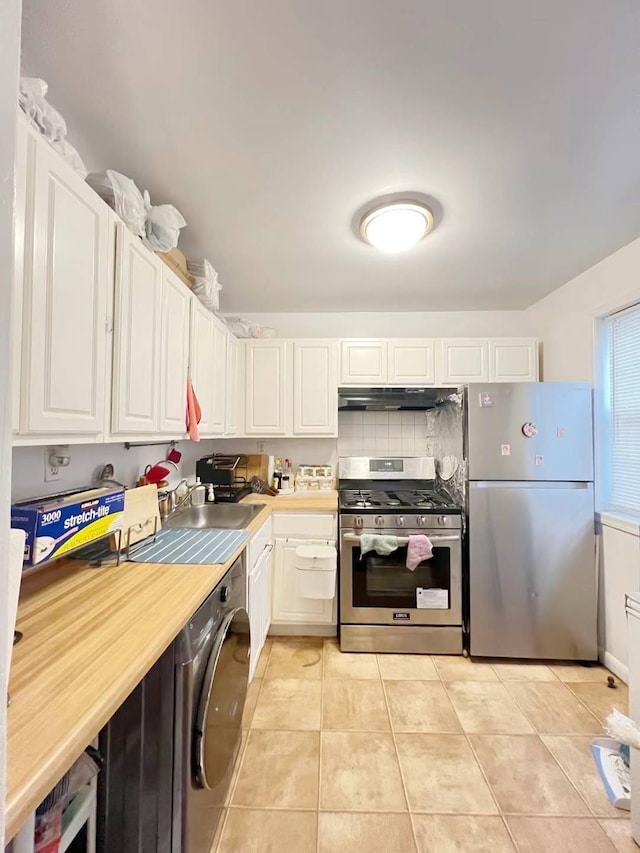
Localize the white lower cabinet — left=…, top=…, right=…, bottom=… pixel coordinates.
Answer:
left=272, top=538, right=335, bottom=624
left=248, top=516, right=274, bottom=680
left=248, top=543, right=273, bottom=680
left=271, top=512, right=337, bottom=627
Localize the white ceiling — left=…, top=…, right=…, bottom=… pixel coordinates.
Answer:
left=21, top=0, right=640, bottom=313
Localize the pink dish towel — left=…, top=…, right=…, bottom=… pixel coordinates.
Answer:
left=186, top=378, right=202, bottom=441
left=406, top=534, right=433, bottom=571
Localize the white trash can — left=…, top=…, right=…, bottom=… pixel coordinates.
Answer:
left=295, top=543, right=337, bottom=599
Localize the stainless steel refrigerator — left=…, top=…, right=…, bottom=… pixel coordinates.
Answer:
left=465, top=382, right=597, bottom=660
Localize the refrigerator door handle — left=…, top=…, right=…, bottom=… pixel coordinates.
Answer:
left=469, top=480, right=593, bottom=490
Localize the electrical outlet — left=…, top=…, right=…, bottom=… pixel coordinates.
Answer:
left=257, top=441, right=266, bottom=453
left=44, top=447, right=61, bottom=482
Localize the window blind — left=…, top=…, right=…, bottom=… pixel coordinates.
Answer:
left=608, top=304, right=640, bottom=515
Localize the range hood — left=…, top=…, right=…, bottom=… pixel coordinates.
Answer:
left=338, top=387, right=448, bottom=411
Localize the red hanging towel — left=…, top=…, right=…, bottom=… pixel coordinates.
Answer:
left=186, top=378, right=202, bottom=441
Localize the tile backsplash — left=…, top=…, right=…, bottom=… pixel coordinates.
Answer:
left=337, top=411, right=435, bottom=458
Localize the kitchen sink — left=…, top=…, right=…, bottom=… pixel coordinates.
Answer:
left=163, top=502, right=265, bottom=530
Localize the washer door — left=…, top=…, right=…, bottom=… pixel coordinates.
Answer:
left=194, top=607, right=250, bottom=791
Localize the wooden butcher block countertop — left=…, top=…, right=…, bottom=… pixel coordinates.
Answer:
left=5, top=493, right=337, bottom=841
left=241, top=491, right=338, bottom=512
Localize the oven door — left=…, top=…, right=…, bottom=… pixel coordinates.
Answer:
left=340, top=530, right=462, bottom=626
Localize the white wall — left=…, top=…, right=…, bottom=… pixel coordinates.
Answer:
left=1, top=0, right=22, bottom=844
left=11, top=441, right=215, bottom=502
left=528, top=235, right=640, bottom=382
left=529, top=236, right=640, bottom=681
left=234, top=310, right=532, bottom=338
left=208, top=438, right=338, bottom=471
left=337, top=411, right=434, bottom=459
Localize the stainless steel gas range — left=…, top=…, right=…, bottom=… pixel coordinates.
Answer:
left=338, top=457, right=463, bottom=655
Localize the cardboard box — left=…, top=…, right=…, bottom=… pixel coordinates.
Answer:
left=11, top=486, right=125, bottom=566
left=156, top=247, right=196, bottom=289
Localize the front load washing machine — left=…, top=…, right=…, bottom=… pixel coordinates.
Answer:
left=97, top=556, right=250, bottom=853
left=173, top=556, right=250, bottom=852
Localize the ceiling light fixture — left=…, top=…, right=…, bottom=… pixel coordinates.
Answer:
left=360, top=199, right=434, bottom=253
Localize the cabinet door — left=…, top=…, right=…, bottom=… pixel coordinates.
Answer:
left=489, top=338, right=539, bottom=382
left=440, top=339, right=489, bottom=384
left=272, top=538, right=334, bottom=624
left=293, top=340, right=338, bottom=435
left=248, top=543, right=273, bottom=680
left=12, top=117, right=31, bottom=433
left=159, top=269, right=190, bottom=435
left=21, top=132, right=110, bottom=434
left=388, top=339, right=436, bottom=385
left=112, top=225, right=163, bottom=434
left=340, top=340, right=387, bottom=385
left=225, top=333, right=239, bottom=435
left=245, top=341, right=288, bottom=435
left=209, top=316, right=227, bottom=434
left=189, top=298, right=216, bottom=435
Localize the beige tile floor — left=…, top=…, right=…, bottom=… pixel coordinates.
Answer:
left=213, top=638, right=637, bottom=853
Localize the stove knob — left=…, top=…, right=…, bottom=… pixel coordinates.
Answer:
left=417, top=516, right=426, bottom=527
left=375, top=515, right=385, bottom=528
left=437, top=516, right=446, bottom=526
left=396, top=516, right=405, bottom=527
left=354, top=516, right=364, bottom=528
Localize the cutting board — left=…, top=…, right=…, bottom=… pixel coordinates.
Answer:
left=111, top=485, right=161, bottom=550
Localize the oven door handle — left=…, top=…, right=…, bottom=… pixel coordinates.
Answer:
left=341, top=533, right=460, bottom=544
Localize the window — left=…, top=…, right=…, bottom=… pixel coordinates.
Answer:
left=605, top=304, right=640, bottom=516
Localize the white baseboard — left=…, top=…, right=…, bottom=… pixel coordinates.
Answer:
left=269, top=623, right=337, bottom=638
left=600, top=649, right=629, bottom=684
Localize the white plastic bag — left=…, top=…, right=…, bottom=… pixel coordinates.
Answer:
left=187, top=258, right=222, bottom=312
left=605, top=708, right=640, bottom=750
left=141, top=190, right=186, bottom=252
left=19, top=77, right=66, bottom=142
left=225, top=317, right=277, bottom=338
left=19, top=77, right=87, bottom=177
left=86, top=171, right=147, bottom=238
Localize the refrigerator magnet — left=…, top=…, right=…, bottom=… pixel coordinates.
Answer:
left=501, top=444, right=511, bottom=456
left=535, top=455, right=544, bottom=466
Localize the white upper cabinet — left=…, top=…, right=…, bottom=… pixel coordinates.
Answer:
left=189, top=299, right=228, bottom=436
left=111, top=225, right=163, bottom=434
left=12, top=117, right=30, bottom=433
left=293, top=340, right=338, bottom=435
left=388, top=339, right=436, bottom=385
left=245, top=340, right=289, bottom=435
left=209, top=314, right=228, bottom=434
left=159, top=268, right=190, bottom=435
left=19, top=129, right=110, bottom=435
left=189, top=300, right=227, bottom=436
left=488, top=338, right=538, bottom=382
left=225, top=333, right=240, bottom=435
left=189, top=297, right=217, bottom=435
left=439, top=339, right=489, bottom=384
left=341, top=340, right=387, bottom=385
